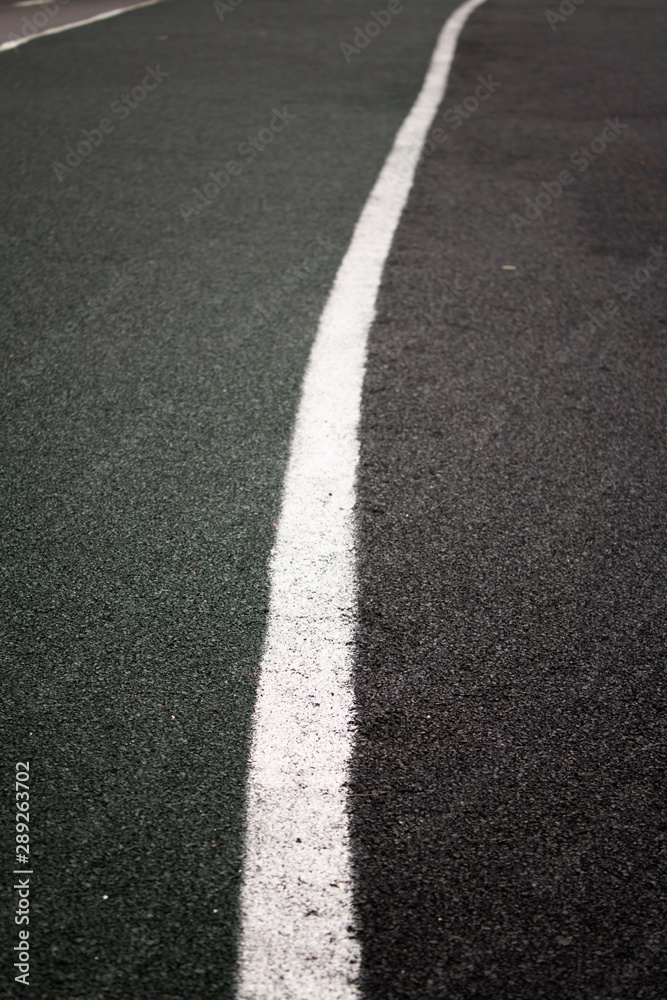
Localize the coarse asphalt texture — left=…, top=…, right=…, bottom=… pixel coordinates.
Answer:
left=351, top=1, right=666, bottom=997
left=1, top=0, right=462, bottom=996
left=1, top=0, right=666, bottom=998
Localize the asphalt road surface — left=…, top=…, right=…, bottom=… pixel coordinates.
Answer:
left=1, top=0, right=665, bottom=998
left=0, top=0, right=162, bottom=50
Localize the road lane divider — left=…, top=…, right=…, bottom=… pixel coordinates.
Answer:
left=236, top=0, right=490, bottom=996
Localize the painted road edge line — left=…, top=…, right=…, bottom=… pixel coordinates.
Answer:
left=236, top=1, right=489, bottom=998
left=0, top=0, right=167, bottom=52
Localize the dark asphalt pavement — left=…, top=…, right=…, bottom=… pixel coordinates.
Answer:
left=0, top=0, right=460, bottom=996
left=352, top=1, right=667, bottom=997
left=1, top=0, right=665, bottom=997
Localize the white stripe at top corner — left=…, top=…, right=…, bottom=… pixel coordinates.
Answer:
left=0, top=0, right=167, bottom=52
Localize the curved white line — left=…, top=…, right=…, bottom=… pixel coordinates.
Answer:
left=237, top=1, right=489, bottom=997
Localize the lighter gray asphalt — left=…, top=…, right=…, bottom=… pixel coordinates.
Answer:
left=0, top=0, right=163, bottom=50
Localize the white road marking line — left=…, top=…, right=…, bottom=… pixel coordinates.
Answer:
left=0, top=0, right=166, bottom=51
left=236, top=1, right=488, bottom=997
